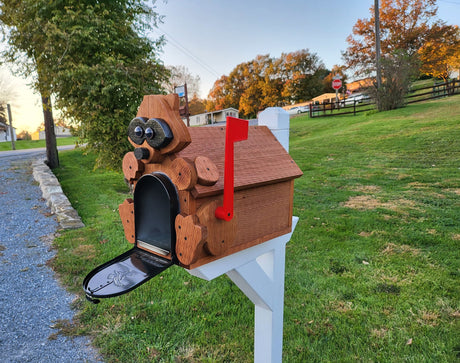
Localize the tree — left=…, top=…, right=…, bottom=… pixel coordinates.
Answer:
left=343, top=0, right=439, bottom=77
left=238, top=54, right=272, bottom=117
left=280, top=50, right=326, bottom=104
left=188, top=94, right=206, bottom=115
left=1, top=1, right=167, bottom=168
left=0, top=104, right=5, bottom=125
left=164, top=65, right=201, bottom=97
left=17, top=130, right=31, bottom=140
left=418, top=24, right=460, bottom=81
left=0, top=0, right=60, bottom=167
left=206, top=50, right=327, bottom=117
left=206, top=75, right=234, bottom=112
left=368, top=50, right=419, bottom=111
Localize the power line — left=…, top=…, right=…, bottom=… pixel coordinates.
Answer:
left=155, top=26, right=221, bottom=79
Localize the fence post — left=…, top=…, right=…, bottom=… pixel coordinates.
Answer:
left=7, top=104, right=16, bottom=150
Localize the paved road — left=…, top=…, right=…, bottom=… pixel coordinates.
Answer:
left=0, top=145, right=76, bottom=161
left=0, top=149, right=101, bottom=362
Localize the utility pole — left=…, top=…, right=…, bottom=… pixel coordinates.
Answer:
left=6, top=104, right=16, bottom=150
left=374, top=0, right=382, bottom=90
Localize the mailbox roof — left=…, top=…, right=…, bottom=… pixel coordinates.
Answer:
left=177, top=125, right=303, bottom=198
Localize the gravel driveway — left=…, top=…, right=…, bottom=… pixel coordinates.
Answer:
left=0, top=153, right=101, bottom=362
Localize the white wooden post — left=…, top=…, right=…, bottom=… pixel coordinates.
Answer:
left=188, top=217, right=298, bottom=363
left=258, top=107, right=290, bottom=152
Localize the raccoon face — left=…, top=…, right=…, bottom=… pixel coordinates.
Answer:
left=128, top=117, right=173, bottom=161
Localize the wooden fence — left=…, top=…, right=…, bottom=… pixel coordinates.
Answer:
left=309, top=79, right=460, bottom=118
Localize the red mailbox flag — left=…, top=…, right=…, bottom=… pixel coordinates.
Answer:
left=215, top=117, right=249, bottom=221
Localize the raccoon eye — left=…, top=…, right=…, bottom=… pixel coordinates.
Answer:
left=134, top=126, right=144, bottom=138
left=128, top=117, right=148, bottom=145
left=145, top=127, right=155, bottom=140
left=145, top=118, right=173, bottom=149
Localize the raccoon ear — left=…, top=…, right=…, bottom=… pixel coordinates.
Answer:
left=165, top=93, right=179, bottom=112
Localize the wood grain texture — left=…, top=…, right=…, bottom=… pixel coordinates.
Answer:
left=196, top=200, right=237, bottom=256
left=119, top=198, right=135, bottom=244
left=136, top=94, right=191, bottom=155
left=175, top=214, right=206, bottom=265
left=169, top=157, right=197, bottom=191
left=122, top=152, right=145, bottom=183
left=183, top=181, right=293, bottom=269
left=142, top=156, right=197, bottom=192
left=177, top=190, right=196, bottom=216
left=194, top=156, right=219, bottom=186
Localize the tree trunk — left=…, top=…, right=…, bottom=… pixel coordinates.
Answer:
left=41, top=93, right=59, bottom=168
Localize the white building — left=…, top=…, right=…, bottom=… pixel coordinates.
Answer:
left=186, top=108, right=239, bottom=126
left=0, top=122, right=17, bottom=142
left=32, top=125, right=72, bottom=140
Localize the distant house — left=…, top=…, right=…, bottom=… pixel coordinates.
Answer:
left=312, top=93, right=340, bottom=104
left=32, top=125, right=72, bottom=140
left=186, top=108, right=239, bottom=126
left=282, top=101, right=311, bottom=111
left=346, top=78, right=373, bottom=93
left=0, top=122, right=17, bottom=142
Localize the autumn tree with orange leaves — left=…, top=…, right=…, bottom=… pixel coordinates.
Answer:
left=343, top=0, right=459, bottom=111
left=188, top=94, right=207, bottom=115
left=418, top=24, right=460, bottom=81
left=206, top=50, right=329, bottom=118
left=343, top=0, right=458, bottom=79
left=206, top=75, right=233, bottom=112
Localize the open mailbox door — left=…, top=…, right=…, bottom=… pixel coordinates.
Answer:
left=83, top=173, right=179, bottom=303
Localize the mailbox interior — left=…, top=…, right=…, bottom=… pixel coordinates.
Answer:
left=135, top=173, right=179, bottom=258
left=83, top=173, right=179, bottom=301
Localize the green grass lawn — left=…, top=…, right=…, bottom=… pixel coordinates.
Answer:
left=0, top=136, right=78, bottom=151
left=52, top=95, right=460, bottom=362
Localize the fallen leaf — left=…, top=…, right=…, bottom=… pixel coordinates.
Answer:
left=406, top=338, right=413, bottom=345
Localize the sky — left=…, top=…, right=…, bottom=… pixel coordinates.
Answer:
left=2, top=0, right=459, bottom=133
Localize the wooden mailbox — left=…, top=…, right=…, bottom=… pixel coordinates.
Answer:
left=83, top=94, right=302, bottom=302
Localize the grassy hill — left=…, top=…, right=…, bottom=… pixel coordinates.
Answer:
left=0, top=137, right=77, bottom=151
left=52, top=95, right=459, bottom=362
